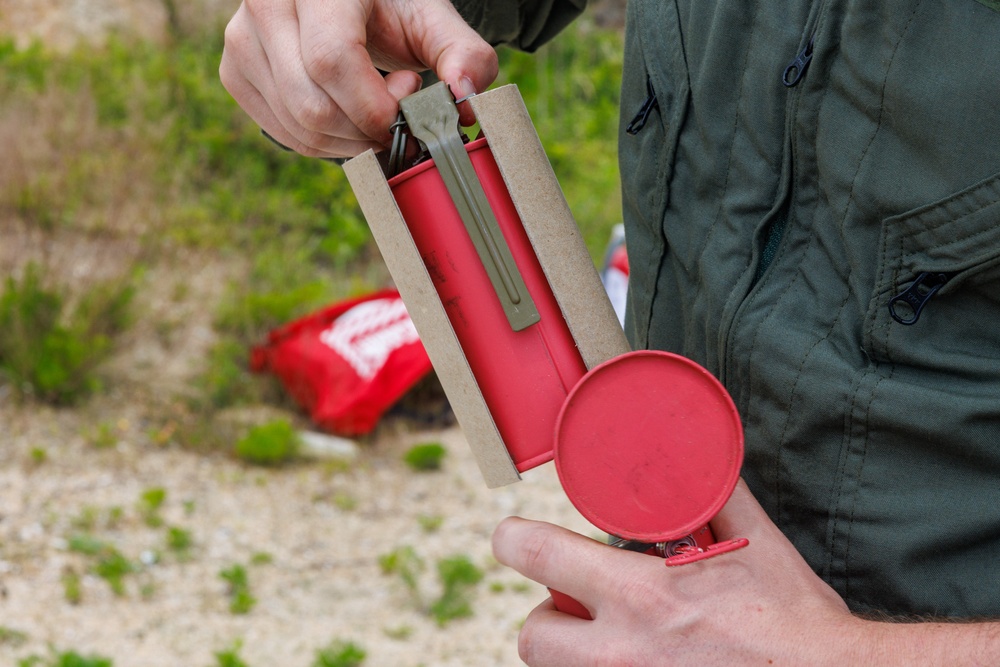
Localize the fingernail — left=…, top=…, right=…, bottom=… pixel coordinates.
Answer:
left=457, top=76, right=477, bottom=99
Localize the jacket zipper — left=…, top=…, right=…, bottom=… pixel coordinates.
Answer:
left=888, top=271, right=954, bottom=325
left=752, top=32, right=818, bottom=284
left=626, top=77, right=659, bottom=135
left=782, top=37, right=815, bottom=87
left=719, top=4, right=827, bottom=388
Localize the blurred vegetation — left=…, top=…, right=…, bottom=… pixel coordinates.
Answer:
left=234, top=419, right=301, bottom=466
left=0, top=16, right=622, bottom=435
left=0, top=262, right=135, bottom=404
left=496, top=22, right=624, bottom=258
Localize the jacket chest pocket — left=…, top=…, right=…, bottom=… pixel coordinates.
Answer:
left=618, top=0, right=689, bottom=348
left=863, top=171, right=1000, bottom=372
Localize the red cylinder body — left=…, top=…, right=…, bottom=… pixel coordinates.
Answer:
left=389, top=137, right=588, bottom=472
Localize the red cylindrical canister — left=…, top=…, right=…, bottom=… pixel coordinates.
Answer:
left=389, top=137, right=588, bottom=472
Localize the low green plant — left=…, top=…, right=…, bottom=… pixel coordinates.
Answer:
left=138, top=487, right=167, bottom=527
left=417, top=514, right=443, bottom=533
left=17, top=649, right=113, bottom=667
left=67, top=534, right=135, bottom=596
left=87, top=422, right=118, bottom=449
left=234, top=420, right=300, bottom=466
left=377, top=545, right=424, bottom=599
left=0, top=263, right=135, bottom=405
left=165, top=526, right=194, bottom=554
left=249, top=551, right=273, bottom=566
left=382, top=625, right=413, bottom=641
left=212, top=641, right=250, bottom=667
left=106, top=506, right=124, bottom=529
left=333, top=493, right=357, bottom=511
left=402, top=442, right=446, bottom=471
left=429, top=555, right=485, bottom=626
left=92, top=547, right=135, bottom=597
left=29, top=447, right=47, bottom=465
left=198, top=339, right=260, bottom=410
left=219, top=564, right=256, bottom=614
left=70, top=506, right=99, bottom=531
left=62, top=568, right=82, bottom=604
left=67, top=533, right=107, bottom=556
left=0, top=625, right=28, bottom=646
left=378, top=547, right=484, bottom=624
left=312, top=640, right=366, bottom=667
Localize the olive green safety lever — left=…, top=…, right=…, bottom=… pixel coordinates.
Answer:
left=399, top=82, right=540, bottom=332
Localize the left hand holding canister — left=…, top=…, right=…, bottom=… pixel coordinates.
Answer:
left=492, top=481, right=868, bottom=667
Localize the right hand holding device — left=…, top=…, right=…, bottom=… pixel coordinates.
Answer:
left=219, top=0, right=498, bottom=159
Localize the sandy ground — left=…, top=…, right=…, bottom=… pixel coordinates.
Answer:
left=0, top=401, right=594, bottom=666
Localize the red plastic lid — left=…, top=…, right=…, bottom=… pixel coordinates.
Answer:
left=553, top=350, right=744, bottom=543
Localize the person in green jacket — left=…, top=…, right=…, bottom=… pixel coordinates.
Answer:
left=220, top=0, right=1000, bottom=663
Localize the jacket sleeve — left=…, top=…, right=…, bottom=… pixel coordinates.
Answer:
left=451, top=0, right=589, bottom=51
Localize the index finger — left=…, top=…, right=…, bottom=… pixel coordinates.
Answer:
left=295, top=0, right=410, bottom=143
left=492, top=517, right=651, bottom=611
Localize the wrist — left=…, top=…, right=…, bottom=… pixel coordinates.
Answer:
left=858, top=614, right=1000, bottom=665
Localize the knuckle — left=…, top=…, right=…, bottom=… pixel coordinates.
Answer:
left=222, top=7, right=254, bottom=54
left=302, top=41, right=349, bottom=87
left=221, top=30, right=248, bottom=74
left=242, top=0, right=268, bottom=21
left=475, top=42, right=499, bottom=74
left=518, top=524, right=556, bottom=576
left=293, top=94, right=338, bottom=132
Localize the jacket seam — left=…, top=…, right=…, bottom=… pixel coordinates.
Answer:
left=693, top=0, right=762, bottom=278
left=843, top=364, right=894, bottom=602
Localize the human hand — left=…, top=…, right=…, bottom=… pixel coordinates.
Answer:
left=492, top=480, right=872, bottom=666
left=219, top=0, right=498, bottom=158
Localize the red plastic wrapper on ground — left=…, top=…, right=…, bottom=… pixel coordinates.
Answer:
left=250, top=289, right=433, bottom=435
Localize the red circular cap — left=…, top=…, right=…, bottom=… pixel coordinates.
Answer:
left=553, top=351, right=744, bottom=543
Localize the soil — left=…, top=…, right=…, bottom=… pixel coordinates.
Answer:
left=0, top=400, right=592, bottom=666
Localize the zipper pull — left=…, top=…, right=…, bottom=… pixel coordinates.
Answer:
left=626, top=78, right=659, bottom=135
left=782, top=37, right=815, bottom=87
left=888, top=272, right=953, bottom=325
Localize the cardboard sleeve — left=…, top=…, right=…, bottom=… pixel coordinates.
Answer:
left=344, top=84, right=628, bottom=489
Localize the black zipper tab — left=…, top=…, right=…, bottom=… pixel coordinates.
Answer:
left=888, top=272, right=953, bottom=325
left=626, top=78, right=659, bottom=135
left=782, top=37, right=815, bottom=87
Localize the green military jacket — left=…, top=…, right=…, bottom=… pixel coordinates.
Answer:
left=458, top=0, right=1000, bottom=617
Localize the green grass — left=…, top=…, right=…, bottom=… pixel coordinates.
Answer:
left=234, top=420, right=301, bottom=466
left=429, top=555, right=485, bottom=626
left=496, top=20, right=624, bottom=259
left=0, top=625, right=28, bottom=646
left=67, top=534, right=136, bottom=596
left=219, top=564, right=256, bottom=614
left=402, top=442, right=446, bottom=471
left=18, top=649, right=113, bottom=667
left=0, top=263, right=135, bottom=404
left=378, top=546, right=485, bottom=625
left=212, top=641, right=250, bottom=667
left=138, top=487, right=167, bottom=527
left=312, top=641, right=366, bottom=667
left=165, top=526, right=194, bottom=555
